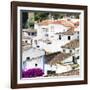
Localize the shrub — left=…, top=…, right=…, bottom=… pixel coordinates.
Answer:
left=22, top=68, right=44, bottom=78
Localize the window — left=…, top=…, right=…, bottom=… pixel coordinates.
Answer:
left=42, top=28, right=48, bottom=32
left=74, top=23, right=79, bottom=27
left=68, top=36, right=71, bottom=40
left=77, top=36, right=79, bottom=39
left=70, top=50, right=72, bottom=53
left=37, top=45, right=40, bottom=48
left=72, top=56, right=77, bottom=64
left=67, top=18, right=71, bottom=21
left=77, top=56, right=79, bottom=59
left=35, top=63, right=38, bottom=67
left=59, top=35, right=61, bottom=40
left=63, top=49, right=65, bottom=52
left=77, top=31, right=79, bottom=34
left=25, top=40, right=27, bottom=43
left=26, top=57, right=30, bottom=60
left=47, top=42, right=51, bottom=44
left=34, top=40, right=37, bottom=45
left=45, top=29, right=48, bottom=32
left=45, top=34, right=48, bottom=37
left=32, top=32, right=35, bottom=35
left=28, top=32, right=30, bottom=35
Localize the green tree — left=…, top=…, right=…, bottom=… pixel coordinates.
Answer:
left=34, top=12, right=49, bottom=21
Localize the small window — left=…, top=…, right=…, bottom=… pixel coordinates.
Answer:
left=32, top=32, right=35, bottom=35
left=28, top=32, right=30, bottom=35
left=26, top=57, right=30, bottom=60
left=77, top=49, right=79, bottom=52
left=70, top=50, right=72, bottom=53
left=59, top=35, right=61, bottom=40
left=67, top=18, right=71, bottom=21
left=63, top=49, right=65, bottom=52
left=34, top=40, right=37, bottom=44
left=45, top=34, right=48, bottom=37
left=68, top=36, right=71, bottom=40
left=72, top=56, right=77, bottom=64
left=72, top=56, right=75, bottom=63
left=42, top=28, right=48, bottom=32
left=77, top=56, right=79, bottom=59
left=37, top=45, right=40, bottom=48
left=47, top=42, right=51, bottom=44
left=77, top=36, right=79, bottom=39
left=25, top=40, right=27, bottom=43
left=77, top=31, right=79, bottom=34
left=35, top=63, right=38, bottom=67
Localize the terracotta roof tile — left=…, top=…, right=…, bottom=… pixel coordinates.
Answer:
left=39, top=19, right=75, bottom=27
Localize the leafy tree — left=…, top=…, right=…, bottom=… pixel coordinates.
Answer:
left=34, top=12, right=49, bottom=21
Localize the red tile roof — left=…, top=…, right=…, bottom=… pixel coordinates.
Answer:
left=39, top=19, right=75, bottom=27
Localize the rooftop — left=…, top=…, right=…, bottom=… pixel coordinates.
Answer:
left=23, top=48, right=45, bottom=61
left=62, top=29, right=76, bottom=35
left=61, top=39, right=79, bottom=49
left=22, top=28, right=37, bottom=32
left=56, top=28, right=76, bottom=35
left=39, top=19, right=75, bottom=27
left=45, top=52, right=71, bottom=65
left=22, top=36, right=32, bottom=39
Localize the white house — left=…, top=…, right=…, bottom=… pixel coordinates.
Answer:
left=34, top=19, right=75, bottom=41
left=43, top=39, right=80, bottom=75
left=34, top=30, right=79, bottom=54
left=22, top=17, right=80, bottom=76
left=22, top=36, right=32, bottom=45
left=22, top=28, right=37, bottom=37
left=61, top=39, right=80, bottom=64
left=44, top=64, right=72, bottom=75
left=55, top=28, right=79, bottom=42
left=22, top=48, right=45, bottom=71
left=33, top=19, right=80, bottom=53
left=44, top=52, right=72, bottom=75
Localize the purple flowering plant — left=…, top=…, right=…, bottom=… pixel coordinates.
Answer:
left=22, top=68, right=44, bottom=78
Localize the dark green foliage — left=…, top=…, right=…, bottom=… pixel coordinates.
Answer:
left=34, top=12, right=49, bottom=21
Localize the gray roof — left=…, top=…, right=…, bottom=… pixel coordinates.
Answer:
left=56, top=30, right=76, bottom=35
left=22, top=28, right=37, bottom=32
left=45, top=52, right=71, bottom=65
left=61, top=39, right=79, bottom=49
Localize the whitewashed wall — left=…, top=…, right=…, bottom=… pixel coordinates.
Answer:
left=22, top=39, right=31, bottom=44
left=23, top=32, right=29, bottom=37
left=61, top=48, right=75, bottom=53
left=61, top=56, right=73, bottom=64
left=44, top=64, right=72, bottom=75
left=23, top=56, right=44, bottom=71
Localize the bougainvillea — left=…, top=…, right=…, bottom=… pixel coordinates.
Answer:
left=22, top=68, right=44, bottom=78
